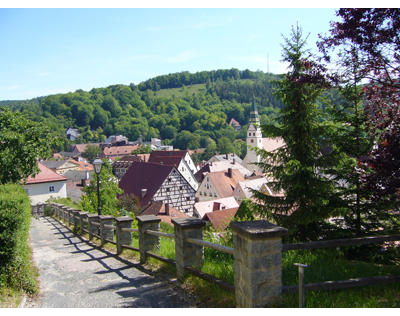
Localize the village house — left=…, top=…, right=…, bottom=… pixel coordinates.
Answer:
left=232, top=176, right=273, bottom=202
left=65, top=127, right=80, bottom=141
left=195, top=156, right=252, bottom=183
left=112, top=155, right=146, bottom=179
left=23, top=162, right=67, bottom=205
left=193, top=196, right=239, bottom=218
left=41, top=159, right=80, bottom=175
left=229, top=117, right=241, bottom=131
left=101, top=144, right=140, bottom=160
left=119, top=162, right=196, bottom=216
left=140, top=201, right=190, bottom=226
left=195, top=168, right=245, bottom=202
left=148, top=150, right=199, bottom=191
left=202, top=207, right=239, bottom=231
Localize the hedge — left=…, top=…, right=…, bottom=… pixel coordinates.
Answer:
left=0, top=184, right=37, bottom=293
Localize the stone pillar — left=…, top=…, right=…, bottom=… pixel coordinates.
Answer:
left=79, top=212, right=88, bottom=235
left=137, top=215, right=161, bottom=264
left=71, top=210, right=80, bottom=228
left=115, top=216, right=134, bottom=254
left=172, top=218, right=206, bottom=281
left=100, top=215, right=114, bottom=245
left=230, top=220, right=287, bottom=308
left=62, top=205, right=68, bottom=223
left=66, top=208, right=73, bottom=226
left=87, top=214, right=100, bottom=240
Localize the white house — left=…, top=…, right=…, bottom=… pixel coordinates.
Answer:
left=24, top=162, right=67, bottom=205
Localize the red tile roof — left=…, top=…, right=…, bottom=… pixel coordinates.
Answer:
left=103, top=145, right=140, bottom=157
left=148, top=155, right=182, bottom=167
left=202, top=207, right=239, bottom=231
left=208, top=169, right=245, bottom=198
left=25, top=162, right=67, bottom=184
left=150, top=150, right=188, bottom=159
left=140, top=201, right=189, bottom=226
left=119, top=162, right=174, bottom=208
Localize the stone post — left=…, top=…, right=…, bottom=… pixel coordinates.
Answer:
left=62, top=205, right=68, bottom=223
left=100, top=215, right=114, bottom=245
left=172, top=218, right=206, bottom=282
left=71, top=210, right=80, bottom=228
left=66, top=208, right=73, bottom=226
left=87, top=214, right=100, bottom=240
left=54, top=204, right=59, bottom=219
left=79, top=212, right=88, bottom=235
left=230, top=220, right=287, bottom=308
left=137, top=215, right=161, bottom=264
left=115, top=216, right=134, bottom=255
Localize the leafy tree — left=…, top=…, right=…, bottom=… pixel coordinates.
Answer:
left=132, top=144, right=152, bottom=154
left=217, top=136, right=235, bottom=154
left=319, top=8, right=400, bottom=231
left=81, top=144, right=102, bottom=162
left=81, top=159, right=123, bottom=216
left=0, top=109, right=61, bottom=184
left=117, top=193, right=141, bottom=216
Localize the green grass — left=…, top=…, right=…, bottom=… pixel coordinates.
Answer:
left=154, top=84, right=207, bottom=98
left=48, top=197, right=82, bottom=210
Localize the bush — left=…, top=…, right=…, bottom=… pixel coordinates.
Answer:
left=0, top=184, right=37, bottom=293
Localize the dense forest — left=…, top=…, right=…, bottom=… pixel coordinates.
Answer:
left=1, top=69, right=288, bottom=157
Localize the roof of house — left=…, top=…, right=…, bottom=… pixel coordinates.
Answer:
left=234, top=177, right=270, bottom=199
left=140, top=201, right=190, bottom=226
left=148, top=155, right=183, bottom=168
left=69, top=159, right=94, bottom=171
left=196, top=160, right=252, bottom=180
left=40, top=159, right=71, bottom=170
left=72, top=144, right=89, bottom=153
left=194, top=196, right=239, bottom=218
left=150, top=150, right=188, bottom=159
left=262, top=137, right=286, bottom=152
left=25, top=162, right=67, bottom=184
left=207, top=169, right=245, bottom=198
left=229, top=118, right=241, bottom=127
left=208, top=153, right=243, bottom=164
left=202, top=207, right=239, bottom=231
left=103, top=145, right=140, bottom=157
left=119, top=162, right=175, bottom=207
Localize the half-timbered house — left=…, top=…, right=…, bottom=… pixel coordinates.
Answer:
left=119, top=162, right=196, bottom=216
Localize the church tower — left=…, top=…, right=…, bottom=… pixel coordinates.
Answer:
left=243, top=97, right=263, bottom=170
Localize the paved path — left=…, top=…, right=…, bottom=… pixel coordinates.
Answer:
left=29, top=216, right=196, bottom=308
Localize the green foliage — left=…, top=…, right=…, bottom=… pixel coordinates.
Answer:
left=0, top=109, right=61, bottom=184
left=132, top=144, right=152, bottom=154
left=255, top=25, right=341, bottom=240
left=234, top=199, right=255, bottom=221
left=81, top=159, right=123, bottom=216
left=0, top=184, right=38, bottom=293
left=117, top=194, right=140, bottom=216
left=81, top=144, right=102, bottom=162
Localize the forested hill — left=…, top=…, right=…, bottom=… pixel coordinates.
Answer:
left=2, top=69, right=286, bottom=154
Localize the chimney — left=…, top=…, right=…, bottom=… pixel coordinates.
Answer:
left=232, top=158, right=235, bottom=165
left=81, top=178, right=86, bottom=187
left=141, top=188, right=147, bottom=198
left=228, top=168, right=233, bottom=178
left=213, top=202, right=221, bottom=211
left=195, top=197, right=199, bottom=202
left=165, top=203, right=170, bottom=216
left=225, top=153, right=228, bottom=160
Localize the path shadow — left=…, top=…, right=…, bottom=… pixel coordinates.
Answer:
left=38, top=216, right=193, bottom=308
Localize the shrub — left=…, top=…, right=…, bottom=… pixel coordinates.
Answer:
left=0, top=184, right=37, bottom=293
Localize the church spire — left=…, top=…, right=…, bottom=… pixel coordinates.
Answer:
left=249, top=95, right=260, bottom=126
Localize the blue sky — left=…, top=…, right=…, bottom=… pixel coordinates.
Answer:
left=0, top=8, right=339, bottom=100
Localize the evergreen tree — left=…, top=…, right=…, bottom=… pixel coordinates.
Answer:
left=253, top=25, right=340, bottom=240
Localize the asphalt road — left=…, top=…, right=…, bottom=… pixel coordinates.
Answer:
left=29, top=216, right=196, bottom=308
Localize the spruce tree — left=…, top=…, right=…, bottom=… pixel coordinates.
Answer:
left=253, top=25, right=340, bottom=240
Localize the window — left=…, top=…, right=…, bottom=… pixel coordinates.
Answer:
left=166, top=188, right=170, bottom=192
left=248, top=133, right=251, bottom=136
left=251, top=139, right=254, bottom=143
left=253, top=133, right=256, bottom=136
left=49, top=186, right=55, bottom=192
left=168, top=177, right=171, bottom=182
left=180, top=186, right=183, bottom=190
left=186, top=197, right=190, bottom=201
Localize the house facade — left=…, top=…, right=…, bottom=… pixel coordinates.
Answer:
left=119, top=162, right=196, bottom=216
left=195, top=168, right=244, bottom=202
left=24, top=162, right=67, bottom=205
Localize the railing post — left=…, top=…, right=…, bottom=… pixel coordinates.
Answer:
left=87, top=214, right=99, bottom=240
left=100, top=215, right=114, bottom=245
left=61, top=205, right=68, bottom=223
left=71, top=209, right=80, bottom=228
left=137, top=215, right=161, bottom=264
left=172, top=218, right=206, bottom=282
left=230, top=220, right=287, bottom=308
left=54, top=204, right=60, bottom=218
left=67, top=208, right=73, bottom=226
left=79, top=212, right=88, bottom=235
left=115, top=216, right=134, bottom=255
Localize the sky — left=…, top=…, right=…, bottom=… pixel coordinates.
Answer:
left=0, top=7, right=341, bottom=100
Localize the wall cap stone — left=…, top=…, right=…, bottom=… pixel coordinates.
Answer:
left=79, top=212, right=88, bottom=215
left=87, top=214, right=99, bottom=218
left=172, top=218, right=206, bottom=228
left=99, top=215, right=114, bottom=220
left=230, top=220, right=287, bottom=239
left=137, top=215, right=161, bottom=223
left=115, top=216, right=134, bottom=222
